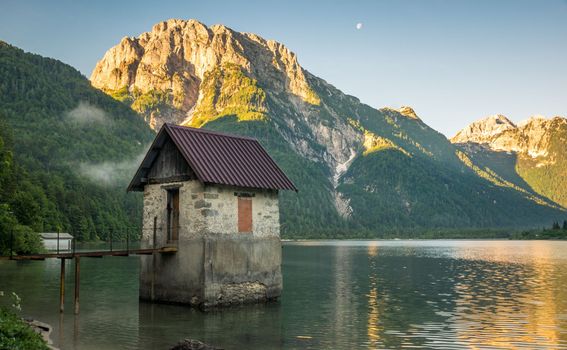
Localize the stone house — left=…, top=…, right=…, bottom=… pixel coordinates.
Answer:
left=127, top=124, right=296, bottom=308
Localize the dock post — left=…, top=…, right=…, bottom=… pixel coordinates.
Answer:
left=59, top=259, right=65, bottom=313
left=126, top=227, right=130, bottom=254
left=57, top=230, right=60, bottom=255
left=151, top=217, right=157, bottom=301
left=110, top=229, right=113, bottom=252
left=74, top=256, right=80, bottom=314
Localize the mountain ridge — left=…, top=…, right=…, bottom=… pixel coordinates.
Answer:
left=452, top=114, right=567, bottom=208
left=89, top=19, right=567, bottom=234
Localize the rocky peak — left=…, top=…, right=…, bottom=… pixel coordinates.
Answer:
left=452, top=114, right=566, bottom=158
left=451, top=114, right=516, bottom=144
left=90, top=18, right=319, bottom=129
left=90, top=19, right=473, bottom=221
left=398, top=106, right=420, bottom=120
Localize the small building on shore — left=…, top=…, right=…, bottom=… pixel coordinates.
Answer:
left=127, top=124, right=296, bottom=308
left=40, top=233, right=73, bottom=251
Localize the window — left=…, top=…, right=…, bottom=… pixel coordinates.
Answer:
left=238, top=197, right=252, bottom=233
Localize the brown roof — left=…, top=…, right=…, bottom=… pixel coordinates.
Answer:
left=128, top=124, right=297, bottom=192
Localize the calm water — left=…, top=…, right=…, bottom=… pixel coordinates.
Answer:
left=1, top=240, right=567, bottom=349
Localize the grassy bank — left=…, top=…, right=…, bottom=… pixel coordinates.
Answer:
left=0, top=292, right=49, bottom=350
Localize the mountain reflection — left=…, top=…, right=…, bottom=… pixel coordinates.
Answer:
left=452, top=242, right=567, bottom=348
left=366, top=244, right=381, bottom=348
left=2, top=241, right=566, bottom=349
left=343, top=241, right=567, bottom=349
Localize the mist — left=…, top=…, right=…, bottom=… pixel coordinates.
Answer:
left=66, top=101, right=109, bottom=125
left=77, top=144, right=150, bottom=187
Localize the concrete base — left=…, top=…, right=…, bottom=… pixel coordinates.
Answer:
left=139, top=235, right=282, bottom=309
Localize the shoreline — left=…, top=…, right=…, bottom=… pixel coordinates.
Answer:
left=24, top=318, right=58, bottom=350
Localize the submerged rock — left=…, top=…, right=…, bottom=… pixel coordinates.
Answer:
left=170, top=339, right=222, bottom=350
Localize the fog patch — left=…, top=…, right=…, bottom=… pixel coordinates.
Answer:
left=66, top=101, right=109, bottom=125
left=77, top=143, right=150, bottom=186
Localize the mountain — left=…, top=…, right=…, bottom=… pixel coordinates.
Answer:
left=0, top=41, right=154, bottom=248
left=90, top=19, right=566, bottom=235
left=452, top=115, right=567, bottom=209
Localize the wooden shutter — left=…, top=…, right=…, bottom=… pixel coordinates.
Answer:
left=238, top=197, right=252, bottom=233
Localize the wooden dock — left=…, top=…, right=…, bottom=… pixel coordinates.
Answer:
left=1, top=246, right=177, bottom=314
left=0, top=246, right=177, bottom=261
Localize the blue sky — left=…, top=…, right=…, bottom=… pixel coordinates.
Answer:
left=1, top=0, right=566, bottom=136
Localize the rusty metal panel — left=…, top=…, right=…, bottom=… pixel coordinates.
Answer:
left=128, top=124, right=297, bottom=192
left=238, top=197, right=252, bottom=233
left=167, top=124, right=297, bottom=191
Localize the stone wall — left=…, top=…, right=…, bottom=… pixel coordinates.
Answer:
left=139, top=180, right=282, bottom=308
left=202, top=235, right=282, bottom=307
left=141, top=180, right=280, bottom=242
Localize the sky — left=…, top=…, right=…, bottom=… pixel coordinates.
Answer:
left=1, top=0, right=566, bottom=137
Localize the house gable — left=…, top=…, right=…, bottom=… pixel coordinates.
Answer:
left=147, top=135, right=197, bottom=185
left=128, top=124, right=297, bottom=192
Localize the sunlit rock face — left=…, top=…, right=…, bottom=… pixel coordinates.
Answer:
left=452, top=115, right=567, bottom=207
left=452, top=115, right=516, bottom=145
left=452, top=114, right=567, bottom=157
left=90, top=19, right=318, bottom=130
left=397, top=106, right=420, bottom=120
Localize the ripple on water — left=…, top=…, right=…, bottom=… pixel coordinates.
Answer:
left=1, top=240, right=567, bottom=349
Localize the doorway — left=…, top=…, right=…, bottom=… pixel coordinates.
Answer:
left=166, top=188, right=179, bottom=243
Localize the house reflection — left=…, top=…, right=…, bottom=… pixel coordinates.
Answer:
left=137, top=300, right=282, bottom=349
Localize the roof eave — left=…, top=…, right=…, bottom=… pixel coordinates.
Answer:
left=126, top=125, right=168, bottom=192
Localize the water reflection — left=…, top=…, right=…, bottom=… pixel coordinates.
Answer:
left=1, top=241, right=567, bottom=349
left=451, top=243, right=567, bottom=348
left=366, top=244, right=381, bottom=347
left=296, top=240, right=567, bottom=349
left=137, top=302, right=282, bottom=349
left=331, top=245, right=358, bottom=346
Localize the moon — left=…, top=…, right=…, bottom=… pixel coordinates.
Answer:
left=356, top=22, right=363, bottom=30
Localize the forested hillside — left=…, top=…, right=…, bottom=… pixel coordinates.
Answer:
left=0, top=117, right=44, bottom=254
left=0, top=41, right=154, bottom=249
left=2, top=29, right=566, bottom=246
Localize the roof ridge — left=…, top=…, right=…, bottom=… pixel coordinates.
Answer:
left=128, top=123, right=297, bottom=192
left=165, top=123, right=258, bottom=141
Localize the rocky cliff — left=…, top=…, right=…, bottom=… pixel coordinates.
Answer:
left=90, top=19, right=443, bottom=211
left=452, top=115, right=567, bottom=208
left=90, top=19, right=566, bottom=234
left=91, top=19, right=318, bottom=129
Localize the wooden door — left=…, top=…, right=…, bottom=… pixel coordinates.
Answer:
left=238, top=197, right=252, bottom=233
left=172, top=189, right=179, bottom=241
left=167, top=189, right=179, bottom=242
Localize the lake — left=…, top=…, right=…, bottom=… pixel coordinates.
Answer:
left=1, top=240, right=567, bottom=349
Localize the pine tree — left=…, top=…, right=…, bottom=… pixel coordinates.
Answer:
left=552, top=221, right=560, bottom=230
left=563, top=220, right=567, bottom=230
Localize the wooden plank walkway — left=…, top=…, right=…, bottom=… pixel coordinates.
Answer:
left=0, top=246, right=177, bottom=261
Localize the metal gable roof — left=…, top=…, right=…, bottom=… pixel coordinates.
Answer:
left=127, top=124, right=297, bottom=192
